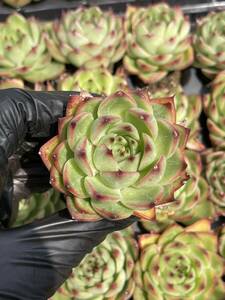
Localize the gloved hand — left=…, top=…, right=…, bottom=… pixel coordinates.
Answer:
left=0, top=88, right=136, bottom=300
left=0, top=88, right=71, bottom=225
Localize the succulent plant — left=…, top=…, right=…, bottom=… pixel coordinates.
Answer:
left=141, top=204, right=175, bottom=233
left=39, top=89, right=189, bottom=221
left=52, top=229, right=138, bottom=300
left=13, top=189, right=65, bottom=227
left=50, top=293, right=68, bottom=300
left=0, top=78, right=56, bottom=91
left=147, top=72, right=204, bottom=151
left=3, top=0, right=40, bottom=7
left=204, top=71, right=225, bottom=148
left=45, top=7, right=126, bottom=70
left=172, top=150, right=215, bottom=223
left=0, top=78, right=24, bottom=89
left=219, top=226, right=225, bottom=258
left=204, top=149, right=225, bottom=215
left=134, top=219, right=225, bottom=300
left=0, top=13, right=64, bottom=83
left=57, top=68, right=128, bottom=96
left=194, top=11, right=225, bottom=78
left=124, top=4, right=193, bottom=83
left=141, top=150, right=215, bottom=232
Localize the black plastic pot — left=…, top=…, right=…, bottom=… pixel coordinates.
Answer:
left=0, top=0, right=225, bottom=19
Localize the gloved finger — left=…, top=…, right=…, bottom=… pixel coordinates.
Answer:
left=0, top=89, right=73, bottom=225
left=0, top=89, right=72, bottom=161
left=0, top=209, right=137, bottom=299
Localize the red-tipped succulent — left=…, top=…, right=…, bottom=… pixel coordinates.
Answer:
left=40, top=89, right=189, bottom=221
left=124, top=4, right=193, bottom=83
left=134, top=219, right=225, bottom=299
left=52, top=229, right=138, bottom=300
left=45, top=6, right=126, bottom=70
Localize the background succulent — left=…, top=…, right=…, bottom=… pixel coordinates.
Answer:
left=40, top=89, right=189, bottom=221
left=3, top=0, right=40, bottom=7
left=204, top=149, right=225, bottom=215
left=124, top=4, right=193, bottom=83
left=204, top=71, right=225, bottom=148
left=172, top=150, right=215, bottom=222
left=57, top=68, right=128, bottom=95
left=45, top=6, right=126, bottom=70
left=12, top=189, right=65, bottom=227
left=0, top=78, right=55, bottom=91
left=141, top=150, right=215, bottom=232
left=0, top=13, right=64, bottom=83
left=134, top=219, right=225, bottom=300
left=194, top=11, right=225, bottom=78
left=51, top=229, right=138, bottom=300
left=141, top=204, right=175, bottom=233
left=0, top=78, right=24, bottom=89
left=148, top=72, right=204, bottom=151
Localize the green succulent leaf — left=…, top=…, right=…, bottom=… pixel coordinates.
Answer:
left=147, top=72, right=204, bottom=152
left=219, top=226, right=225, bottom=258
left=3, top=0, right=40, bottom=7
left=203, top=72, right=225, bottom=149
left=141, top=149, right=216, bottom=232
left=58, top=68, right=128, bottom=96
left=204, top=149, right=225, bottom=215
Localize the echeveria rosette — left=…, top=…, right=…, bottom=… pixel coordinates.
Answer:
left=141, top=150, right=215, bottom=232
left=194, top=11, right=225, bottom=78
left=45, top=7, right=126, bottom=70
left=12, top=189, right=65, bottom=227
left=219, top=226, right=225, bottom=258
left=204, top=71, right=225, bottom=148
left=124, top=4, right=193, bottom=84
left=148, top=73, right=204, bottom=151
left=57, top=68, right=128, bottom=96
left=204, top=149, right=225, bottom=215
left=52, top=230, right=138, bottom=300
left=3, top=0, right=40, bottom=7
left=39, top=89, right=189, bottom=221
left=0, top=13, right=64, bottom=83
left=134, top=219, right=225, bottom=300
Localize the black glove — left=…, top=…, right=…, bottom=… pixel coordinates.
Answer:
left=0, top=88, right=70, bottom=224
left=0, top=210, right=135, bottom=300
left=0, top=88, right=136, bottom=300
